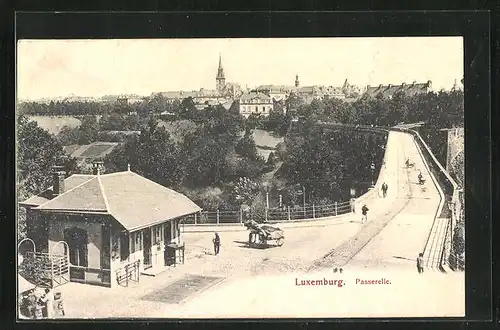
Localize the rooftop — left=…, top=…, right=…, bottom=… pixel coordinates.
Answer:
left=63, top=142, right=120, bottom=160
left=365, top=81, right=431, bottom=98
left=20, top=171, right=202, bottom=232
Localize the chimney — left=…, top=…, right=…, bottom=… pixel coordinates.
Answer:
left=388, top=84, right=392, bottom=88
left=427, top=80, right=432, bottom=88
left=92, top=161, right=104, bottom=175
left=402, top=82, right=406, bottom=87
left=412, top=81, right=416, bottom=86
left=379, top=84, right=383, bottom=89
left=52, top=166, right=66, bottom=196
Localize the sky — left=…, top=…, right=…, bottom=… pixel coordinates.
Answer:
left=17, top=37, right=464, bottom=101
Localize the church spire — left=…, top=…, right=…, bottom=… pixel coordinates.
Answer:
left=216, top=53, right=226, bottom=92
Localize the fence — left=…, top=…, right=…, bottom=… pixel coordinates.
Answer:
left=182, top=200, right=353, bottom=225
left=394, top=126, right=463, bottom=272
left=267, top=201, right=352, bottom=221
left=116, top=260, right=141, bottom=287
left=20, top=252, right=70, bottom=289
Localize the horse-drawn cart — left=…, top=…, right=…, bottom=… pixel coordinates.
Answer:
left=244, top=220, right=284, bottom=247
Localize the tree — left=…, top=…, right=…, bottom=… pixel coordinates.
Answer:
left=178, top=97, right=200, bottom=120
left=235, top=132, right=261, bottom=161
left=245, top=113, right=262, bottom=133
left=56, top=125, right=80, bottom=145
left=135, top=119, right=185, bottom=188
left=77, top=115, right=99, bottom=144
left=267, top=151, right=277, bottom=166
left=17, top=115, right=78, bottom=239
left=230, top=177, right=260, bottom=207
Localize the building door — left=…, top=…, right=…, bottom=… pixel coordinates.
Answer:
left=163, top=222, right=172, bottom=266
left=64, top=227, right=88, bottom=267
left=64, top=227, right=88, bottom=282
left=143, top=229, right=152, bottom=269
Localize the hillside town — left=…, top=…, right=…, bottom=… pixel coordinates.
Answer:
left=17, top=43, right=465, bottom=320
left=19, top=53, right=461, bottom=118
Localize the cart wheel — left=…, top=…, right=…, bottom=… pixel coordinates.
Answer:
left=277, top=238, right=284, bottom=247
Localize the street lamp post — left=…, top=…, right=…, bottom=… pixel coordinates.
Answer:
left=370, top=162, right=375, bottom=187
left=302, top=185, right=306, bottom=218
left=350, top=186, right=356, bottom=213
left=266, top=189, right=270, bottom=209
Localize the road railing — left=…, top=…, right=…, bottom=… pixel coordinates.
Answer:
left=391, top=125, right=462, bottom=272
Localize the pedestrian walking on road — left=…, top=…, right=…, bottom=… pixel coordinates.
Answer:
left=417, top=253, right=424, bottom=274
left=361, top=205, right=369, bottom=223
left=381, top=182, right=388, bottom=198
left=213, top=232, right=221, bottom=256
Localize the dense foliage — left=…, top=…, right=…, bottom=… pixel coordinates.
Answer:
left=17, top=115, right=79, bottom=239
left=102, top=104, right=265, bottom=210
left=21, top=89, right=463, bottom=214
left=279, top=123, right=387, bottom=204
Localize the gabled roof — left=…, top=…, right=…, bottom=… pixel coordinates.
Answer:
left=64, top=142, right=119, bottom=160
left=20, top=174, right=95, bottom=206
left=21, top=171, right=202, bottom=232
left=240, top=92, right=272, bottom=102
left=365, top=82, right=431, bottom=98
left=254, top=85, right=295, bottom=93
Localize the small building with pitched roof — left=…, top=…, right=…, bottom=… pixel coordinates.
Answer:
left=19, top=164, right=202, bottom=288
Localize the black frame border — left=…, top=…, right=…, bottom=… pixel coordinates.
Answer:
left=1, top=10, right=493, bottom=329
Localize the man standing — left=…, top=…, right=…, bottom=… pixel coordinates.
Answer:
left=381, top=182, right=388, bottom=198
left=361, top=205, right=369, bottom=223
left=417, top=253, right=424, bottom=273
left=38, top=288, right=54, bottom=318
left=213, top=232, right=221, bottom=256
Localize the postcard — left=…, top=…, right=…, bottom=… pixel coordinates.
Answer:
left=16, top=37, right=465, bottom=319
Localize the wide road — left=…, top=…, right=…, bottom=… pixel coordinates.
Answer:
left=170, top=130, right=464, bottom=318
left=58, top=131, right=464, bottom=318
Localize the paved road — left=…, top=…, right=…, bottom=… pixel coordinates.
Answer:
left=347, top=131, right=441, bottom=270
left=56, top=131, right=464, bottom=318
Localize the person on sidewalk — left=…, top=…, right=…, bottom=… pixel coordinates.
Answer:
left=361, top=205, right=369, bottom=223
left=417, top=253, right=424, bottom=274
left=38, top=288, right=54, bottom=318
left=381, top=182, right=388, bottom=198
left=25, top=289, right=39, bottom=319
left=418, top=172, right=425, bottom=185
left=212, top=232, right=221, bottom=256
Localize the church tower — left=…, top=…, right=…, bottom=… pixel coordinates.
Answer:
left=216, top=53, right=226, bottom=93
left=295, top=74, right=300, bottom=87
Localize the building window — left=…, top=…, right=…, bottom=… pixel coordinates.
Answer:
left=130, top=231, right=141, bottom=253
left=120, top=232, right=129, bottom=262
left=136, top=232, right=142, bottom=251
left=64, top=227, right=88, bottom=267
left=255, top=106, right=258, bottom=112
left=153, top=225, right=162, bottom=244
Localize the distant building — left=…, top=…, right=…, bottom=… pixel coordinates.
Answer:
left=364, top=81, right=432, bottom=99
left=253, top=85, right=295, bottom=102
left=342, top=79, right=361, bottom=98
left=99, top=95, right=145, bottom=108
left=239, top=92, right=274, bottom=118
left=154, top=54, right=242, bottom=106
left=292, top=85, right=345, bottom=102
left=451, top=78, right=463, bottom=92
